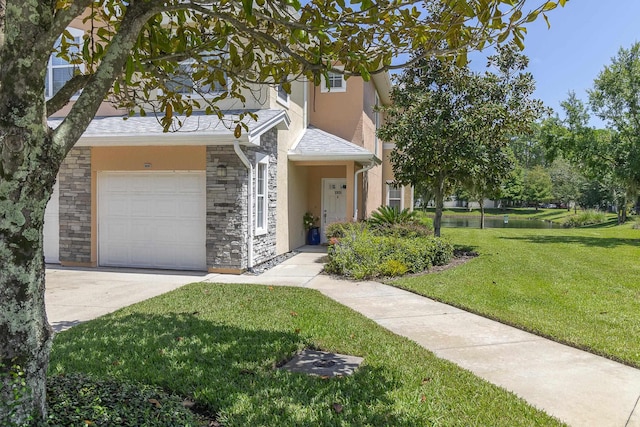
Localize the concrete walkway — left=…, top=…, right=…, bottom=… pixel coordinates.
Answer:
left=46, top=248, right=640, bottom=426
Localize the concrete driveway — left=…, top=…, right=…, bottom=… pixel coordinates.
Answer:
left=45, top=266, right=213, bottom=332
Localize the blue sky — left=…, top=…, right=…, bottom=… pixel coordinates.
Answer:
left=470, top=0, right=640, bottom=127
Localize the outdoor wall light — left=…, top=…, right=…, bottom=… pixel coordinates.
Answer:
left=217, top=164, right=227, bottom=177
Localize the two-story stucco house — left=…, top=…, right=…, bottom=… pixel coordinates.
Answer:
left=43, top=24, right=412, bottom=274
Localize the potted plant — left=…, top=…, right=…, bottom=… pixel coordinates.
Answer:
left=303, top=212, right=320, bottom=245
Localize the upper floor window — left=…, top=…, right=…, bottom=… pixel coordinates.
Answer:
left=164, top=59, right=227, bottom=96
left=276, top=84, right=289, bottom=106
left=386, top=184, right=402, bottom=211
left=321, top=68, right=346, bottom=93
left=45, top=28, right=84, bottom=99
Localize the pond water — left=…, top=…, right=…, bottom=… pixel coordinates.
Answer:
left=438, top=215, right=563, bottom=229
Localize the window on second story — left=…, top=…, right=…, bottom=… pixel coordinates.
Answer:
left=386, top=184, right=402, bottom=211
left=45, top=28, right=84, bottom=99
left=276, top=84, right=289, bottom=106
left=321, top=69, right=346, bottom=93
left=164, top=60, right=227, bottom=96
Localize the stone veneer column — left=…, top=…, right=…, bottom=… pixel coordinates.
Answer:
left=206, top=146, right=249, bottom=271
left=58, top=147, right=92, bottom=265
left=250, top=128, right=278, bottom=265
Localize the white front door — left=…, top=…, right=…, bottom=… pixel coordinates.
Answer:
left=43, top=181, right=60, bottom=263
left=321, top=178, right=347, bottom=243
left=98, top=171, right=206, bottom=270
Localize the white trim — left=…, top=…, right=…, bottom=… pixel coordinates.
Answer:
left=383, top=142, right=395, bottom=150
left=320, top=67, right=347, bottom=93
left=255, top=156, right=268, bottom=236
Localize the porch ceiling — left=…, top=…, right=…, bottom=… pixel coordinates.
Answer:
left=288, top=126, right=381, bottom=164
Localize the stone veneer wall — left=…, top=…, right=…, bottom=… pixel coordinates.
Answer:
left=250, top=128, right=278, bottom=266
left=206, top=146, right=249, bottom=270
left=58, top=147, right=92, bottom=264
left=205, top=127, right=279, bottom=271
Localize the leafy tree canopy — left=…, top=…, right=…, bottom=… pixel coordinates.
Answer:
left=378, top=43, right=545, bottom=235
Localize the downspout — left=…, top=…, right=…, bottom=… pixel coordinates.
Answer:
left=353, top=161, right=376, bottom=221
left=234, top=141, right=254, bottom=270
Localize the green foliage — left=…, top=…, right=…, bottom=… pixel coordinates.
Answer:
left=367, top=206, right=432, bottom=238
left=324, top=221, right=366, bottom=239
left=368, top=206, right=417, bottom=225
left=414, top=211, right=434, bottom=229
left=562, top=210, right=608, bottom=228
left=302, top=212, right=318, bottom=230
left=377, top=259, right=409, bottom=277
left=326, top=227, right=452, bottom=279
left=0, top=362, right=32, bottom=427
left=523, top=165, right=553, bottom=206
left=633, top=217, right=640, bottom=229
left=549, top=158, right=585, bottom=208
left=43, top=374, right=199, bottom=426
left=378, top=44, right=545, bottom=236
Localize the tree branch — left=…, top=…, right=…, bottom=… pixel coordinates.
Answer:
left=46, top=74, right=93, bottom=116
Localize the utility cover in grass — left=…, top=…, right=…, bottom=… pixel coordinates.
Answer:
left=280, top=349, right=363, bottom=377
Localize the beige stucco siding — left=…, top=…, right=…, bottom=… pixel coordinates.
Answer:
left=308, top=79, right=364, bottom=144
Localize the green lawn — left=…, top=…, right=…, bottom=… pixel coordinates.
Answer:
left=49, top=283, right=562, bottom=426
left=392, top=224, right=640, bottom=366
left=421, top=207, right=618, bottom=224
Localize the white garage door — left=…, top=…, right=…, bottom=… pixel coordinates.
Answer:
left=44, top=181, right=60, bottom=263
left=98, top=172, right=206, bottom=270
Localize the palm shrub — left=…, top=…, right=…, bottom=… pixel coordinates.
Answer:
left=368, top=206, right=432, bottom=238
left=368, top=206, right=417, bottom=225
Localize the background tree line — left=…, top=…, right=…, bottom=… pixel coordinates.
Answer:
left=384, top=41, right=640, bottom=230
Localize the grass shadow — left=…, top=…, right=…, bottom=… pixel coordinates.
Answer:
left=49, top=312, right=420, bottom=426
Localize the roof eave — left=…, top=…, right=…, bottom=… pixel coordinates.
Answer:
left=288, top=153, right=382, bottom=164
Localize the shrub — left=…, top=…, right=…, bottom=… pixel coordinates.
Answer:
left=326, top=228, right=453, bottom=279
left=368, top=206, right=417, bottom=225
left=368, top=206, right=432, bottom=238
left=563, top=210, right=607, bottom=228
left=325, top=221, right=367, bottom=239
left=378, top=259, right=409, bottom=277
left=43, top=373, right=201, bottom=426
left=413, top=210, right=434, bottom=230
left=374, top=222, right=433, bottom=238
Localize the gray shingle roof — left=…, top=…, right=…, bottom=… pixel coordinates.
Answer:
left=47, top=110, right=289, bottom=146
left=289, top=126, right=380, bottom=164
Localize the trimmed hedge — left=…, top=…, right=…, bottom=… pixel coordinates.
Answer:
left=325, top=226, right=453, bottom=280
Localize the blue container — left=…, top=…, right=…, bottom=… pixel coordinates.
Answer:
left=308, top=227, right=321, bottom=245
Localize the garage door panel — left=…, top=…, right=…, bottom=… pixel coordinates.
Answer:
left=99, top=172, right=206, bottom=270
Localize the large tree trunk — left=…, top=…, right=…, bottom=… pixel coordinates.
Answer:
left=0, top=7, right=62, bottom=421
left=479, top=198, right=485, bottom=229
left=0, top=129, right=61, bottom=423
